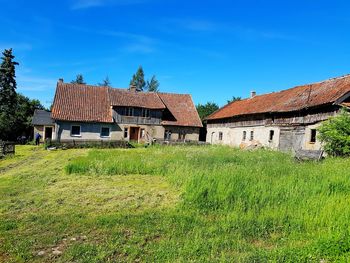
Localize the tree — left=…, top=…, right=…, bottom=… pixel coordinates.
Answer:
left=227, top=96, right=242, bottom=104
left=318, top=108, right=350, bottom=156
left=146, top=75, right=160, bottom=92
left=196, top=102, right=219, bottom=121
left=71, top=74, right=86, bottom=84
left=0, top=49, right=18, bottom=115
left=0, top=48, right=19, bottom=140
left=98, top=76, right=111, bottom=87
left=130, top=66, right=145, bottom=91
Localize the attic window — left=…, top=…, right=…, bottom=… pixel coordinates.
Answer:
left=310, top=129, right=317, bottom=143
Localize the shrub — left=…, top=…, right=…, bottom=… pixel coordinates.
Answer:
left=318, top=108, right=350, bottom=156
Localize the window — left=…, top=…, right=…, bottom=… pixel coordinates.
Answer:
left=125, top=107, right=134, bottom=116
left=219, top=132, right=223, bottom=141
left=242, top=131, right=247, bottom=141
left=101, top=127, right=110, bottom=137
left=269, top=130, right=274, bottom=142
left=71, top=125, right=81, bottom=136
left=142, top=108, right=150, bottom=118
left=164, top=130, right=172, bottom=141
left=124, top=127, right=128, bottom=138
left=310, top=129, right=317, bottom=143
left=178, top=131, right=186, bottom=140
left=250, top=131, right=254, bottom=141
left=141, top=129, right=145, bottom=138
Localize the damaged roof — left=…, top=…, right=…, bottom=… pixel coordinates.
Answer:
left=51, top=82, right=202, bottom=127
left=207, top=74, right=350, bottom=120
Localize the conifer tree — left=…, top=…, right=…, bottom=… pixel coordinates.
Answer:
left=130, top=66, right=145, bottom=91
left=146, top=75, right=160, bottom=92
left=71, top=74, right=86, bottom=84
left=0, top=49, right=19, bottom=140
left=98, top=76, right=111, bottom=87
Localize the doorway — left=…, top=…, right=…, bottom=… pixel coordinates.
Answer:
left=44, top=127, right=53, bottom=141
left=129, top=127, right=140, bottom=141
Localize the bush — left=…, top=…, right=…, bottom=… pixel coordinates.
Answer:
left=318, top=108, right=350, bottom=156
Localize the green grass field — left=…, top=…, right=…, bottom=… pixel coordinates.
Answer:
left=1, top=145, right=350, bottom=262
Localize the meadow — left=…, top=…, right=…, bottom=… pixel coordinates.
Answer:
left=1, top=145, right=350, bottom=262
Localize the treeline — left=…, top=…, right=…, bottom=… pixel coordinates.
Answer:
left=0, top=49, right=45, bottom=141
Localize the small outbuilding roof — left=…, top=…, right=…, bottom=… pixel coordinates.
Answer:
left=32, top=110, right=54, bottom=125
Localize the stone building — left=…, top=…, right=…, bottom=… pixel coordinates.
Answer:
left=206, top=75, right=350, bottom=153
left=46, top=80, right=202, bottom=143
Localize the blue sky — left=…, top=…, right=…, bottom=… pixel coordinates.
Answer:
left=1, top=0, right=350, bottom=107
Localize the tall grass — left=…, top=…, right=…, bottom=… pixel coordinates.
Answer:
left=66, top=145, right=350, bottom=261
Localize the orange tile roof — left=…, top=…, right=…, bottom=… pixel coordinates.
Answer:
left=108, top=88, right=165, bottom=109
left=51, top=82, right=202, bottom=127
left=158, top=93, right=203, bottom=127
left=52, top=83, right=113, bottom=123
left=207, top=75, right=350, bottom=120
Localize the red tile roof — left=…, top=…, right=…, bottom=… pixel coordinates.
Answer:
left=207, top=75, right=350, bottom=120
left=158, top=93, right=203, bottom=127
left=52, top=83, right=113, bottom=123
left=108, top=88, right=165, bottom=109
left=51, top=82, right=202, bottom=127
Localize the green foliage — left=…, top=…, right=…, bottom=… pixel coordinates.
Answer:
left=71, top=74, right=86, bottom=84
left=98, top=76, right=111, bottom=87
left=196, top=102, right=219, bottom=121
left=130, top=66, right=146, bottom=91
left=146, top=75, right=160, bottom=92
left=227, top=96, right=242, bottom=104
left=0, top=49, right=19, bottom=140
left=318, top=108, right=350, bottom=156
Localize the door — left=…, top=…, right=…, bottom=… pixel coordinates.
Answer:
left=129, top=127, right=140, bottom=141
left=44, top=127, right=53, bottom=141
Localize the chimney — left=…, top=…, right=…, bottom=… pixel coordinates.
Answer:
left=250, top=91, right=256, bottom=98
left=58, top=78, right=64, bottom=83
left=129, top=84, right=137, bottom=92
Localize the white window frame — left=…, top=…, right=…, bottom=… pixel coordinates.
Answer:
left=141, top=108, right=150, bottom=118
left=71, top=125, right=81, bottom=137
left=100, top=127, right=111, bottom=138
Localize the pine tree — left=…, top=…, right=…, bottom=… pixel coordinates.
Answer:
left=129, top=66, right=145, bottom=91
left=98, top=76, right=111, bottom=87
left=146, top=75, right=160, bottom=92
left=0, top=48, right=19, bottom=140
left=71, top=74, right=86, bottom=84
left=0, top=49, right=18, bottom=114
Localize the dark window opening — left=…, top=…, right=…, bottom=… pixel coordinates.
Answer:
left=125, top=107, right=134, bottom=116
left=310, top=129, right=317, bottom=143
left=178, top=131, right=186, bottom=140
left=269, top=130, right=274, bottom=141
left=124, top=128, right=128, bottom=138
left=242, top=131, right=247, bottom=141
left=142, top=108, right=150, bottom=118
left=219, top=132, right=223, bottom=141
left=164, top=130, right=172, bottom=141
left=71, top=125, right=81, bottom=136
left=101, top=127, right=110, bottom=137
left=250, top=131, right=254, bottom=141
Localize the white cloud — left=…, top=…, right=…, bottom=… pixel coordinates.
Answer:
left=17, top=75, right=57, bottom=92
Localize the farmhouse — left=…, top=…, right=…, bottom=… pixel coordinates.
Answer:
left=206, top=74, right=350, bottom=152
left=36, top=80, right=202, bottom=143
